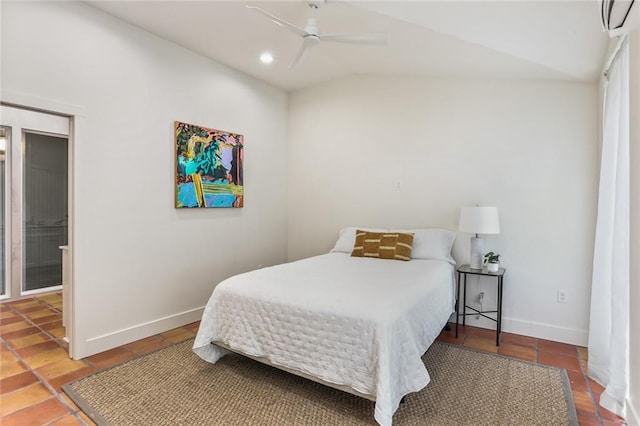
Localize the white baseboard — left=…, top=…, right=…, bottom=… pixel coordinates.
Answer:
left=627, top=397, right=640, bottom=426
left=73, top=307, right=204, bottom=359
left=455, top=314, right=588, bottom=346
left=503, top=317, right=588, bottom=346
left=78, top=309, right=586, bottom=359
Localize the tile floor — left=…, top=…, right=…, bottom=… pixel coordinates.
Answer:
left=0, top=292, right=627, bottom=425
left=1, top=293, right=198, bottom=425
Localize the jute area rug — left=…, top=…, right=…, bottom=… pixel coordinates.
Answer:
left=63, top=339, right=578, bottom=426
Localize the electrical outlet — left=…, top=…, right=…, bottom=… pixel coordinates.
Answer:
left=557, top=289, right=568, bottom=303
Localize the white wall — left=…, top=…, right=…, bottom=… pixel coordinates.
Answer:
left=1, top=2, right=288, bottom=358
left=628, top=28, right=640, bottom=426
left=288, top=76, right=599, bottom=345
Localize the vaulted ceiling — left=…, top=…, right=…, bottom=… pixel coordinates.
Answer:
left=87, top=0, right=610, bottom=92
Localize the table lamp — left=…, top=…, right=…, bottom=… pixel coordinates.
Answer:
left=459, top=206, right=500, bottom=269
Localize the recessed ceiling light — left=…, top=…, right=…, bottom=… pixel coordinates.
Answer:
left=260, top=52, right=274, bottom=64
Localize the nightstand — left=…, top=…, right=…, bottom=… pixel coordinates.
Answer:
left=455, top=264, right=506, bottom=346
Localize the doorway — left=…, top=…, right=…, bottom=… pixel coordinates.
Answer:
left=0, top=106, right=69, bottom=300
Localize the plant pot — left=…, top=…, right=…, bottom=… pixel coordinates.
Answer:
left=487, top=262, right=499, bottom=273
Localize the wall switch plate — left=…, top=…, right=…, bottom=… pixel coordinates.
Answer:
left=557, top=289, right=568, bottom=303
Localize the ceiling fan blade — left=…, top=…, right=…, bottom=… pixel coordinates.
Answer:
left=246, top=6, right=309, bottom=38
left=318, top=32, right=389, bottom=45
left=289, top=37, right=318, bottom=69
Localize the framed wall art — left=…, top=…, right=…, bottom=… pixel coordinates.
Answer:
left=175, top=121, right=244, bottom=208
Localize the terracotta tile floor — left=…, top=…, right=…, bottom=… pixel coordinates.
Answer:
left=0, top=293, right=627, bottom=425
left=1, top=293, right=197, bottom=425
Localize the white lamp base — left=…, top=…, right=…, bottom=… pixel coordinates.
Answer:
left=470, top=237, right=484, bottom=269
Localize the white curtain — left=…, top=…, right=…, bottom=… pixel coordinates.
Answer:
left=588, top=36, right=630, bottom=418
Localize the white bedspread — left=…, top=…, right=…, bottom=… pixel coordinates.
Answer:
left=193, top=253, right=455, bottom=426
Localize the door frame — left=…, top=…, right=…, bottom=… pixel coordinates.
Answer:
left=0, top=110, right=69, bottom=299
left=1, top=91, right=82, bottom=358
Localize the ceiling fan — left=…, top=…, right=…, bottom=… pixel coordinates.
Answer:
left=247, top=0, right=388, bottom=69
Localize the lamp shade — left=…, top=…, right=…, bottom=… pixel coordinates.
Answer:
left=459, top=206, right=500, bottom=234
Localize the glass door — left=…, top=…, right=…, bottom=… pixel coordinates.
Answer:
left=0, top=106, right=69, bottom=300
left=23, top=132, right=68, bottom=292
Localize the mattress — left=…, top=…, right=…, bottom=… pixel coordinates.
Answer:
left=193, top=253, right=455, bottom=426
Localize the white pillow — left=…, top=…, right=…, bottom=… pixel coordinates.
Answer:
left=330, top=227, right=387, bottom=253
left=395, top=228, right=457, bottom=264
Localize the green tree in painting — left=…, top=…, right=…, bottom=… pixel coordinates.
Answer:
left=176, top=122, right=221, bottom=183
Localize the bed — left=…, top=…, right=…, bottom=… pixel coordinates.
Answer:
left=193, top=228, right=457, bottom=426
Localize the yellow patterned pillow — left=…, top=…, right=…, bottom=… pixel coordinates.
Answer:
left=351, top=230, right=414, bottom=261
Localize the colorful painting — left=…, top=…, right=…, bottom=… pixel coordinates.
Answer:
left=175, top=121, right=244, bottom=208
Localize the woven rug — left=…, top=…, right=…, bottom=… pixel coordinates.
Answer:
left=63, top=339, right=578, bottom=426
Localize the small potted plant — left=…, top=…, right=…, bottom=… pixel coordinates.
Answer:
left=484, top=252, right=501, bottom=273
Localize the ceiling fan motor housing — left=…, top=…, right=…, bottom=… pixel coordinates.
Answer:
left=305, top=17, right=319, bottom=35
